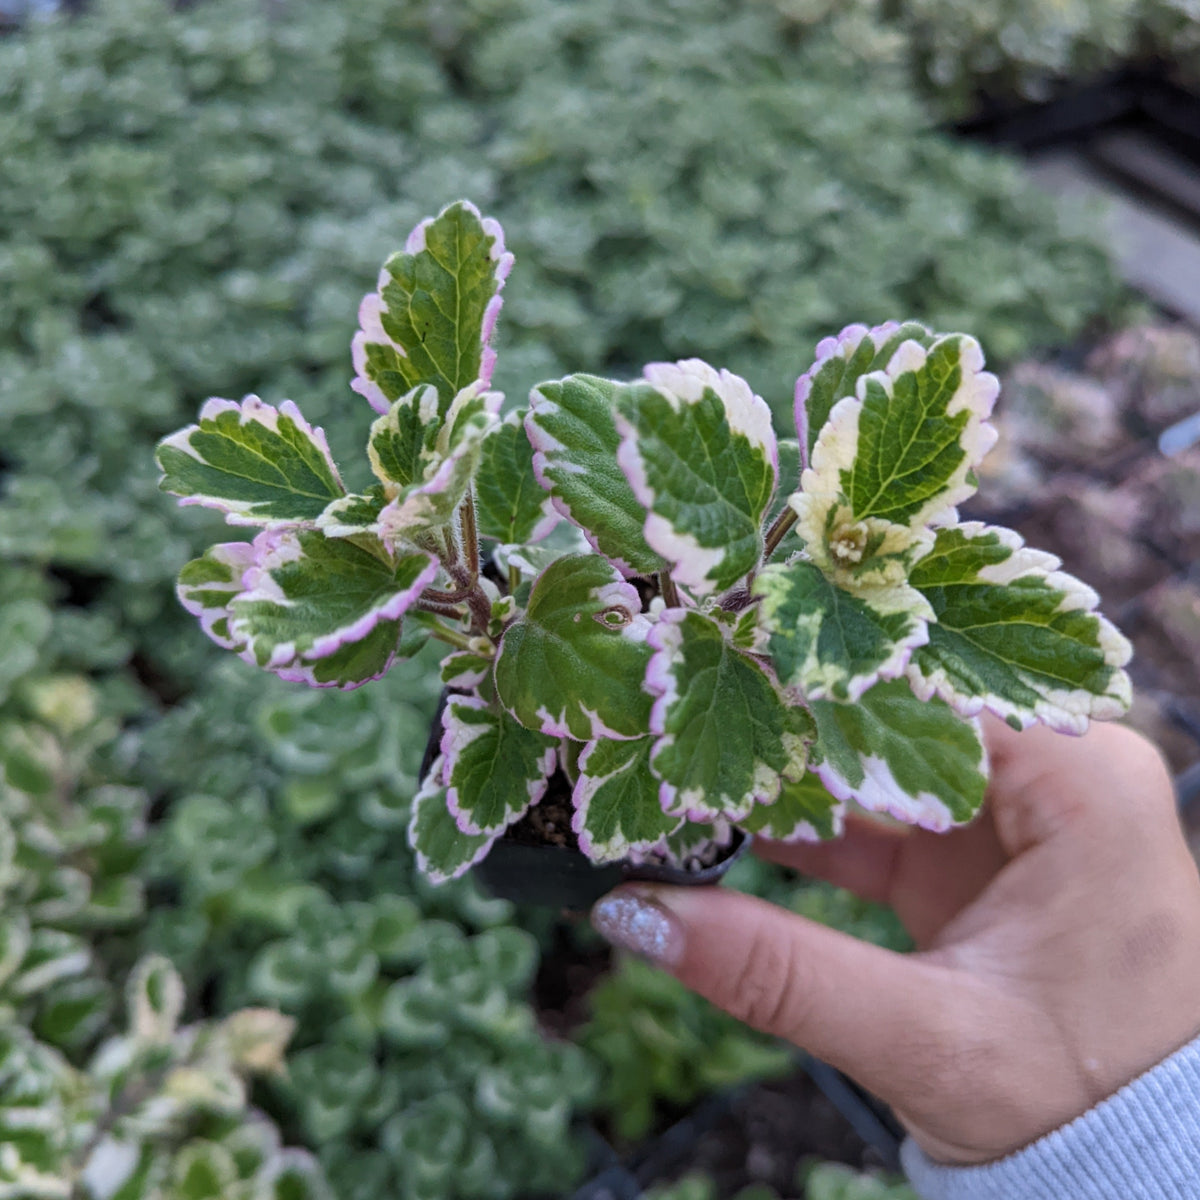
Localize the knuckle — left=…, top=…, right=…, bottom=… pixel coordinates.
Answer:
left=721, top=925, right=815, bottom=1040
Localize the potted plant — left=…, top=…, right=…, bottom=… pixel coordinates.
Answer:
left=156, top=200, right=1132, bottom=910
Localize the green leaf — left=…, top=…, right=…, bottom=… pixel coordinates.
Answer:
left=812, top=679, right=987, bottom=830
left=645, top=609, right=810, bottom=820
left=230, top=529, right=437, bottom=688
left=176, top=541, right=256, bottom=650
left=795, top=321, right=934, bottom=462
left=615, top=360, right=777, bottom=596
left=765, top=436, right=802, bottom=532
left=475, top=410, right=559, bottom=545
left=315, top=486, right=389, bottom=538
left=440, top=648, right=493, bottom=689
left=494, top=554, right=653, bottom=740
left=156, top=396, right=345, bottom=526
left=842, top=335, right=998, bottom=527
left=789, top=332, right=999, bottom=612
left=408, top=759, right=496, bottom=884
left=739, top=771, right=843, bottom=841
left=442, top=695, right=557, bottom=836
left=756, top=560, right=928, bottom=703
left=572, top=738, right=682, bottom=863
left=371, top=385, right=502, bottom=541
left=352, top=201, right=512, bottom=417
left=906, top=522, right=1132, bottom=733
left=527, top=374, right=665, bottom=576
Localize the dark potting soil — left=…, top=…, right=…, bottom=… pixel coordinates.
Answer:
left=504, top=775, right=581, bottom=851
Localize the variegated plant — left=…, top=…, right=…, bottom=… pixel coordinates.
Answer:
left=156, top=201, right=1133, bottom=884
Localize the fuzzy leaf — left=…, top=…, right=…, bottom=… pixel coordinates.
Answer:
left=494, top=554, right=653, bottom=740
left=572, top=737, right=681, bottom=863
left=793, top=335, right=998, bottom=566
left=739, top=772, right=844, bottom=841
left=315, top=486, right=389, bottom=538
left=439, top=649, right=493, bottom=689
left=843, top=335, right=998, bottom=526
left=351, top=201, right=512, bottom=417
left=526, top=374, right=664, bottom=576
left=906, top=522, right=1133, bottom=733
left=442, top=695, right=557, bottom=836
left=475, top=410, right=559, bottom=545
left=756, top=560, right=928, bottom=703
left=176, top=541, right=256, bottom=650
left=230, top=529, right=437, bottom=688
left=375, top=386, right=502, bottom=542
left=614, top=360, right=777, bottom=596
left=646, top=609, right=810, bottom=820
left=156, top=396, right=344, bottom=526
left=812, top=679, right=987, bottom=831
left=795, top=321, right=934, bottom=463
left=408, top=757, right=496, bottom=883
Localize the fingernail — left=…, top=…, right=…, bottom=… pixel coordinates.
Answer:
left=591, top=889, right=683, bottom=966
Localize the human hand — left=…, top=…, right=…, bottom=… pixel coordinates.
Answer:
left=590, top=719, right=1200, bottom=1164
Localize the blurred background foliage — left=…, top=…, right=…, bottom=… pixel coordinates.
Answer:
left=0, top=0, right=1193, bottom=1195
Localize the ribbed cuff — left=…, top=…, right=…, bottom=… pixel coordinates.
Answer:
left=901, top=1034, right=1200, bottom=1200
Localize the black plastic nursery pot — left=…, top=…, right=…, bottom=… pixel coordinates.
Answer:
left=474, top=825, right=750, bottom=912
left=420, top=692, right=750, bottom=911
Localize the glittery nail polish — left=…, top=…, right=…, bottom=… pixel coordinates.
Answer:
left=591, top=890, right=683, bottom=965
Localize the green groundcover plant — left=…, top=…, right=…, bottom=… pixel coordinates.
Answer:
left=156, top=201, right=1133, bottom=883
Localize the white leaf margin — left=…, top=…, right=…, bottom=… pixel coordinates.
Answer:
left=351, top=202, right=514, bottom=415
left=229, top=528, right=438, bottom=677
left=645, top=608, right=794, bottom=820
left=176, top=541, right=257, bottom=650
left=158, top=395, right=344, bottom=527
left=408, top=755, right=498, bottom=884
left=570, top=738, right=683, bottom=864
left=615, top=359, right=776, bottom=596
left=439, top=694, right=556, bottom=837
left=813, top=716, right=988, bottom=834
left=906, top=521, right=1134, bottom=734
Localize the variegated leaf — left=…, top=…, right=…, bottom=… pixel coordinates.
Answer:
left=316, top=486, right=389, bottom=538
left=526, top=374, right=665, bottom=576
left=572, top=737, right=682, bottom=863
left=764, top=436, right=803, bottom=537
left=408, top=757, right=496, bottom=883
left=439, top=648, right=493, bottom=689
left=646, top=609, right=812, bottom=820
left=906, top=522, right=1133, bottom=733
left=790, top=332, right=998, bottom=603
left=176, top=541, right=256, bottom=650
left=371, top=385, right=502, bottom=542
left=755, top=560, right=929, bottom=703
left=230, top=529, right=437, bottom=688
left=628, top=818, right=735, bottom=867
left=475, top=410, right=559, bottom=545
left=441, top=695, right=557, bottom=836
left=156, top=396, right=344, bottom=526
left=739, top=772, right=844, bottom=842
left=494, top=554, right=653, bottom=740
left=615, top=360, right=777, bottom=596
left=812, top=679, right=987, bottom=831
left=351, top=201, right=512, bottom=417
left=794, top=321, right=934, bottom=463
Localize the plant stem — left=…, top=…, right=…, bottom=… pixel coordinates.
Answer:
left=658, top=570, right=680, bottom=609
left=508, top=562, right=520, bottom=596
left=423, top=621, right=475, bottom=650
left=461, top=490, right=480, bottom=586
left=762, top=507, right=798, bottom=559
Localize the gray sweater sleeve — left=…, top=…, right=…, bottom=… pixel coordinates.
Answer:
left=900, top=1034, right=1200, bottom=1200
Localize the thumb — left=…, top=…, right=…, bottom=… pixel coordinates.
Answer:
left=592, top=883, right=967, bottom=1105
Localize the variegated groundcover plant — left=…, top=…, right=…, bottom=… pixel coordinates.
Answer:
left=156, top=201, right=1132, bottom=883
